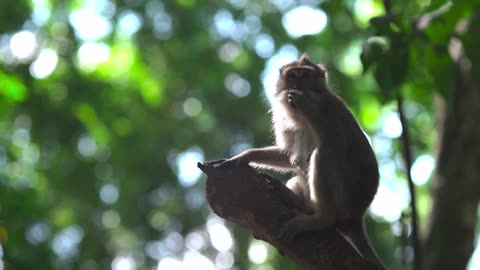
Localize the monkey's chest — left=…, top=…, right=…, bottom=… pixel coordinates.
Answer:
left=287, top=131, right=316, bottom=171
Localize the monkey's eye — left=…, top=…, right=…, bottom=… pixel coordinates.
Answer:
left=285, top=71, right=296, bottom=80
left=300, top=70, right=312, bottom=78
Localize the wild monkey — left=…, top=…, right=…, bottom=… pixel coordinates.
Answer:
left=222, top=54, right=383, bottom=267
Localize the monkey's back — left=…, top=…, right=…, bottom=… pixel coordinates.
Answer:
left=334, top=95, right=379, bottom=217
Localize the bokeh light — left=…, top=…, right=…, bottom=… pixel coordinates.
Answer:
left=10, top=31, right=37, bottom=61
left=30, top=49, right=58, bottom=79
left=112, top=255, right=136, bottom=270
left=248, top=240, right=269, bottom=264
left=282, top=6, right=328, bottom=38
left=51, top=225, right=84, bottom=260
left=176, top=147, right=204, bottom=187
left=411, top=155, right=435, bottom=185
left=262, top=44, right=299, bottom=103
left=207, top=216, right=233, bottom=252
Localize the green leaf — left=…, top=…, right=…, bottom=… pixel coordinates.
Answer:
left=0, top=72, right=28, bottom=102
left=373, top=43, right=409, bottom=97
left=360, top=37, right=388, bottom=73
left=425, top=47, right=453, bottom=100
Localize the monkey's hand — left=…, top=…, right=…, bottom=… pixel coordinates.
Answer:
left=287, top=89, right=318, bottom=112
left=205, top=153, right=250, bottom=168
left=287, top=89, right=303, bottom=109
left=222, top=156, right=250, bottom=167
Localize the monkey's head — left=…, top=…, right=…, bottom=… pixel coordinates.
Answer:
left=276, top=53, right=328, bottom=96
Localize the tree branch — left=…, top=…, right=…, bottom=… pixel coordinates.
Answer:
left=397, top=95, right=421, bottom=270
left=198, top=162, right=382, bottom=270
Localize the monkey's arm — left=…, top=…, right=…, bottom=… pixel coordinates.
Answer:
left=227, top=146, right=295, bottom=170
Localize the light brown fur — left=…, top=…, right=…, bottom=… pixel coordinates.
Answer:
left=224, top=54, right=383, bottom=267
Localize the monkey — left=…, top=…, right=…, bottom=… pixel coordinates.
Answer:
left=219, top=53, right=384, bottom=267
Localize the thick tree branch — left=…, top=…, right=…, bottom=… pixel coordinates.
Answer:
left=198, top=162, right=381, bottom=270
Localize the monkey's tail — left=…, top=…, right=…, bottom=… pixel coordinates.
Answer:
left=338, top=220, right=385, bottom=270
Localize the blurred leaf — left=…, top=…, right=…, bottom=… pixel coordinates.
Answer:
left=74, top=103, right=110, bottom=145
left=360, top=37, right=388, bottom=73
left=369, top=14, right=399, bottom=36
left=0, top=226, right=8, bottom=244
left=0, top=71, right=28, bottom=102
left=463, top=9, right=480, bottom=75
left=373, top=42, right=410, bottom=98
left=425, top=47, right=453, bottom=100
left=0, top=0, right=30, bottom=32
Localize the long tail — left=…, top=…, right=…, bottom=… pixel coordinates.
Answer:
left=338, top=219, right=385, bottom=269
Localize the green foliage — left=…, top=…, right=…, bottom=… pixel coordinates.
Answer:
left=0, top=0, right=478, bottom=270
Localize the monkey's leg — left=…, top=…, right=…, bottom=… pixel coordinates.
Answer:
left=225, top=146, right=295, bottom=170
left=261, top=174, right=312, bottom=214
left=279, top=149, right=337, bottom=241
left=285, top=176, right=314, bottom=214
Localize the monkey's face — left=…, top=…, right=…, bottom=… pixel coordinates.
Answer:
left=277, top=66, right=326, bottom=93
left=275, top=55, right=328, bottom=108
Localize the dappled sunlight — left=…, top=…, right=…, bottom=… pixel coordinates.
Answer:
left=26, top=222, right=51, bottom=245
left=69, top=1, right=113, bottom=41
left=77, top=134, right=97, bottom=158
left=218, top=41, right=242, bottom=62
left=77, top=42, right=111, bottom=71
left=254, top=34, right=275, bottom=58
left=183, top=98, right=203, bottom=117
left=9, top=31, right=37, bottom=62
left=216, top=251, right=235, bottom=269
left=370, top=181, right=409, bottom=222
left=176, top=147, right=205, bottom=187
left=467, top=236, right=480, bottom=270
left=153, top=11, right=173, bottom=40
left=30, top=48, right=58, bottom=79
left=117, top=11, right=143, bottom=38
left=262, top=45, right=299, bottom=103
left=248, top=240, right=269, bottom=264
left=101, top=210, right=121, bottom=228
left=282, top=6, right=328, bottom=38
left=411, top=155, right=435, bottom=185
left=31, top=0, right=50, bottom=26
left=353, top=0, right=384, bottom=27
left=207, top=216, right=234, bottom=252
left=112, top=255, right=136, bottom=270
left=99, top=184, right=119, bottom=204
left=185, top=188, right=205, bottom=209
left=185, top=230, right=206, bottom=251
left=12, top=128, right=30, bottom=148
left=51, top=225, right=84, bottom=260
left=0, top=0, right=468, bottom=269
left=225, top=73, right=251, bottom=97
left=337, top=43, right=363, bottom=76
left=381, top=112, right=402, bottom=139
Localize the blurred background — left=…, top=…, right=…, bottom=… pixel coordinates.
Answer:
left=1, top=0, right=479, bottom=269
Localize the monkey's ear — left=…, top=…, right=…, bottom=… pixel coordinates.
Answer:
left=299, top=53, right=311, bottom=63
left=317, top=64, right=329, bottom=81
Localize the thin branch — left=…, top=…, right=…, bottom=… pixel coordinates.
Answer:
left=396, top=95, right=421, bottom=270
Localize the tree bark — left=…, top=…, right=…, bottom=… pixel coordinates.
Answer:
left=423, top=43, right=480, bottom=269
left=198, top=162, right=381, bottom=270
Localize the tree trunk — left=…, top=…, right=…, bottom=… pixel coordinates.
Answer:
left=423, top=49, right=480, bottom=269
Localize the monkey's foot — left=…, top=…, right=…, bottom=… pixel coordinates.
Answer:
left=279, top=215, right=332, bottom=242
